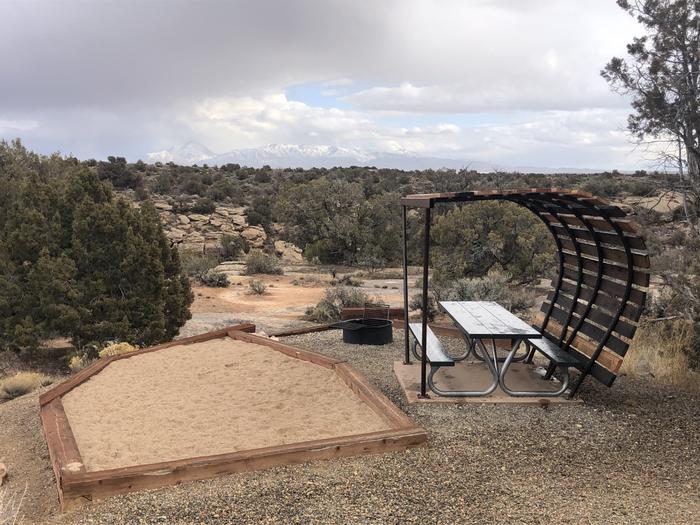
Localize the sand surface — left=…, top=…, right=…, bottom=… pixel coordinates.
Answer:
left=61, top=338, right=389, bottom=471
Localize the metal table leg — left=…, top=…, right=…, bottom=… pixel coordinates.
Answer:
left=427, top=337, right=499, bottom=397
left=498, top=338, right=571, bottom=397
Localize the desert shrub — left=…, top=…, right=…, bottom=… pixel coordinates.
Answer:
left=98, top=342, right=137, bottom=359
left=0, top=372, right=51, bottom=400
left=449, top=273, right=510, bottom=303
left=199, top=270, right=229, bottom=287
left=582, top=176, right=622, bottom=197
left=221, top=234, right=245, bottom=260
left=447, top=274, right=537, bottom=314
left=247, top=280, right=268, bottom=295
left=244, top=250, right=283, bottom=275
left=408, top=292, right=438, bottom=322
left=68, top=353, right=91, bottom=372
left=179, top=250, right=221, bottom=279
left=306, top=287, right=370, bottom=322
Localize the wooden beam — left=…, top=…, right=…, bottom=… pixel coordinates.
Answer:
left=59, top=428, right=426, bottom=505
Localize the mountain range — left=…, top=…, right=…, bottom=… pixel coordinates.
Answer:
left=146, top=142, right=601, bottom=173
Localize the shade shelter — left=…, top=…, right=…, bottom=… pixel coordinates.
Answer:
left=400, top=189, right=651, bottom=399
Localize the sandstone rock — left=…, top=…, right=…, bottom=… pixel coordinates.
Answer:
left=187, top=213, right=209, bottom=222
left=241, top=226, right=267, bottom=248
left=0, top=461, right=6, bottom=486
left=154, top=201, right=173, bottom=211
left=166, top=228, right=187, bottom=240
left=230, top=214, right=246, bottom=227
left=209, top=217, right=224, bottom=228
left=274, top=240, right=303, bottom=262
left=178, top=215, right=191, bottom=225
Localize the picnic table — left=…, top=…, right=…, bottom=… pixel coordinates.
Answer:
left=440, top=301, right=542, bottom=396
left=408, top=301, right=578, bottom=397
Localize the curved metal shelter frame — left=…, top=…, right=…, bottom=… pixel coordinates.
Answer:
left=400, top=188, right=651, bottom=398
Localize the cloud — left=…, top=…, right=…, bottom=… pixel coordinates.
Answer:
left=0, top=0, right=648, bottom=169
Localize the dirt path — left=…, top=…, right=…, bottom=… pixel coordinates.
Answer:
left=0, top=388, right=58, bottom=525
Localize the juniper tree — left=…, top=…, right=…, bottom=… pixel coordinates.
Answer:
left=0, top=140, right=192, bottom=352
left=602, top=0, right=700, bottom=233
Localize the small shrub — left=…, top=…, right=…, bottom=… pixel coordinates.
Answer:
left=247, top=280, right=268, bottom=295
left=447, top=274, right=536, bottom=314
left=179, top=249, right=221, bottom=279
left=244, top=250, right=283, bottom=275
left=449, top=274, right=510, bottom=303
left=221, top=234, right=245, bottom=261
left=98, top=342, right=137, bottom=359
left=409, top=292, right=438, bottom=321
left=68, top=354, right=92, bottom=372
left=0, top=372, right=51, bottom=400
left=306, top=287, right=371, bottom=322
left=199, top=270, right=230, bottom=288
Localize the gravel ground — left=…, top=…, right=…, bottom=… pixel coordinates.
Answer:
left=2, top=329, right=698, bottom=524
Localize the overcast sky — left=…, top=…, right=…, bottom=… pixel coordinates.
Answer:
left=0, top=0, right=651, bottom=169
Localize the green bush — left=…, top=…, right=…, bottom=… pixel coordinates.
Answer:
left=221, top=234, right=245, bottom=260
left=179, top=250, right=221, bottom=279
left=199, top=270, right=229, bottom=287
left=447, top=274, right=536, bottom=314
left=306, top=287, right=370, bottom=322
left=244, top=250, right=283, bottom=275
left=408, top=292, right=438, bottom=322
left=247, top=279, right=268, bottom=295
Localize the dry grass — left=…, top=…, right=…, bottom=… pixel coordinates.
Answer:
left=0, top=484, right=27, bottom=525
left=0, top=373, right=51, bottom=400
left=622, top=320, right=697, bottom=387
left=98, top=342, right=137, bottom=359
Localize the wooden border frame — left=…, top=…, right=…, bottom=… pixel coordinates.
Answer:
left=40, top=324, right=426, bottom=510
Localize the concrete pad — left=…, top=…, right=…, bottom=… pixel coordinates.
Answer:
left=394, top=361, right=582, bottom=405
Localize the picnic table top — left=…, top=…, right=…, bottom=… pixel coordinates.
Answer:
left=440, top=301, right=542, bottom=339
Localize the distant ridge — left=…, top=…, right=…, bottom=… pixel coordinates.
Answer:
left=146, top=142, right=604, bottom=173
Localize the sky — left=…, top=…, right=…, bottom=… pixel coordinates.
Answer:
left=0, top=0, right=654, bottom=170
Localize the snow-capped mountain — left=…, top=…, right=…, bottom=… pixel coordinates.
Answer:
left=146, top=141, right=216, bottom=165
left=145, top=142, right=601, bottom=173
left=210, top=144, right=376, bottom=168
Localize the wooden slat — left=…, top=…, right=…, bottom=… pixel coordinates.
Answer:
left=227, top=330, right=345, bottom=369
left=559, top=238, right=650, bottom=269
left=541, top=296, right=637, bottom=339
left=440, top=301, right=540, bottom=339
left=562, top=253, right=650, bottom=287
left=546, top=304, right=630, bottom=356
left=535, top=313, right=623, bottom=374
left=550, top=223, right=647, bottom=251
left=555, top=277, right=644, bottom=322
left=270, top=324, right=335, bottom=337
